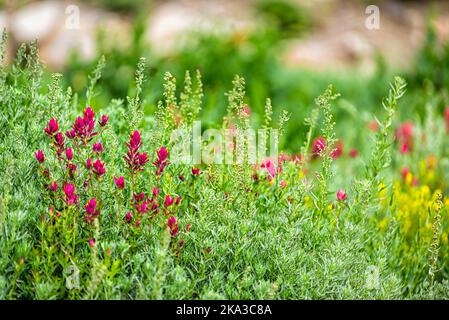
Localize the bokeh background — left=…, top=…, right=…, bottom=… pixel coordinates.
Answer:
left=1, top=0, right=449, bottom=152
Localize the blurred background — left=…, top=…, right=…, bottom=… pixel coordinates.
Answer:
left=1, top=0, right=449, bottom=151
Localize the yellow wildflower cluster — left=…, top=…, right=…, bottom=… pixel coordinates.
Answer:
left=384, top=156, right=449, bottom=261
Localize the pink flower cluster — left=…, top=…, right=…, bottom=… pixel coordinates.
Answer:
left=123, top=130, right=149, bottom=175
left=153, top=146, right=169, bottom=175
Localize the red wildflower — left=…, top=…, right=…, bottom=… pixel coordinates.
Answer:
left=261, top=159, right=276, bottom=180
left=65, top=148, right=73, bottom=161
left=165, top=195, right=175, bottom=207
left=312, top=137, right=326, bottom=157
left=330, top=140, right=343, bottom=159
left=135, top=201, right=150, bottom=214
left=44, top=118, right=59, bottom=136
left=71, top=106, right=98, bottom=143
left=154, top=146, right=169, bottom=175
left=167, top=215, right=179, bottom=237
left=396, top=121, right=414, bottom=154
left=86, top=158, right=92, bottom=170
left=49, top=181, right=58, bottom=192
left=54, top=132, right=65, bottom=149
left=93, top=142, right=103, bottom=153
left=93, top=159, right=105, bottom=176
left=192, top=167, right=201, bottom=176
left=34, top=150, right=45, bottom=163
left=125, top=211, right=133, bottom=222
left=336, top=189, right=347, bottom=201
left=99, top=115, right=109, bottom=127
left=400, top=142, right=410, bottom=154
left=123, top=130, right=148, bottom=175
left=84, top=198, right=100, bottom=223
left=133, top=192, right=146, bottom=203
left=349, top=148, right=359, bottom=158
left=88, top=239, right=95, bottom=248
left=152, top=187, right=160, bottom=198
left=65, top=129, right=76, bottom=139
left=368, top=120, right=378, bottom=132
left=113, top=176, right=125, bottom=190
left=63, top=183, right=78, bottom=205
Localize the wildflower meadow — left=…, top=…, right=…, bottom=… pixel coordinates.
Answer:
left=1, top=1, right=449, bottom=302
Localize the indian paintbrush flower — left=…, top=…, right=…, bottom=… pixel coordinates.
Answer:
left=34, top=150, right=45, bottom=163
left=49, top=181, right=58, bottom=192
left=65, top=148, right=73, bottom=161
left=312, top=136, right=326, bottom=157
left=63, top=183, right=78, bottom=205
left=167, top=215, right=179, bottom=237
left=93, top=159, right=105, bottom=176
left=337, top=189, right=347, bottom=201
left=113, top=176, right=125, bottom=190
left=93, top=142, right=103, bottom=153
left=165, top=195, right=175, bottom=207
left=84, top=198, right=100, bottom=223
left=124, top=130, right=148, bottom=175
left=44, top=118, right=59, bottom=136
left=99, top=115, right=109, bottom=127
left=154, top=146, right=169, bottom=175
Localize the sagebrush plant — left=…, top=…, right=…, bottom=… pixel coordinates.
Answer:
left=1, top=31, right=449, bottom=299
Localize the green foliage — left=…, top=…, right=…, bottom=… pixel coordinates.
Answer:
left=2, top=26, right=449, bottom=300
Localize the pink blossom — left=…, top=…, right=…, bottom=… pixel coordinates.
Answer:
left=63, top=183, right=78, bottom=205
left=123, top=130, right=148, bottom=175
left=165, top=195, right=175, bottom=207
left=312, top=137, right=326, bottom=157
left=113, top=176, right=125, bottom=190
left=167, top=215, right=178, bottom=237
left=330, top=140, right=343, bottom=159
left=93, top=159, right=105, bottom=176
left=34, top=150, right=45, bottom=163
left=261, top=160, right=276, bottom=180
left=86, top=158, right=92, bottom=170
left=84, top=198, right=100, bottom=222
left=153, top=146, right=169, bottom=175
left=93, top=142, right=103, bottom=153
left=336, top=189, right=347, bottom=201
left=49, top=181, right=58, bottom=192
left=65, top=148, right=73, bottom=161
left=99, top=115, right=109, bottom=127
left=44, top=118, right=59, bottom=136
left=71, top=106, right=98, bottom=143
left=349, top=149, right=359, bottom=158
